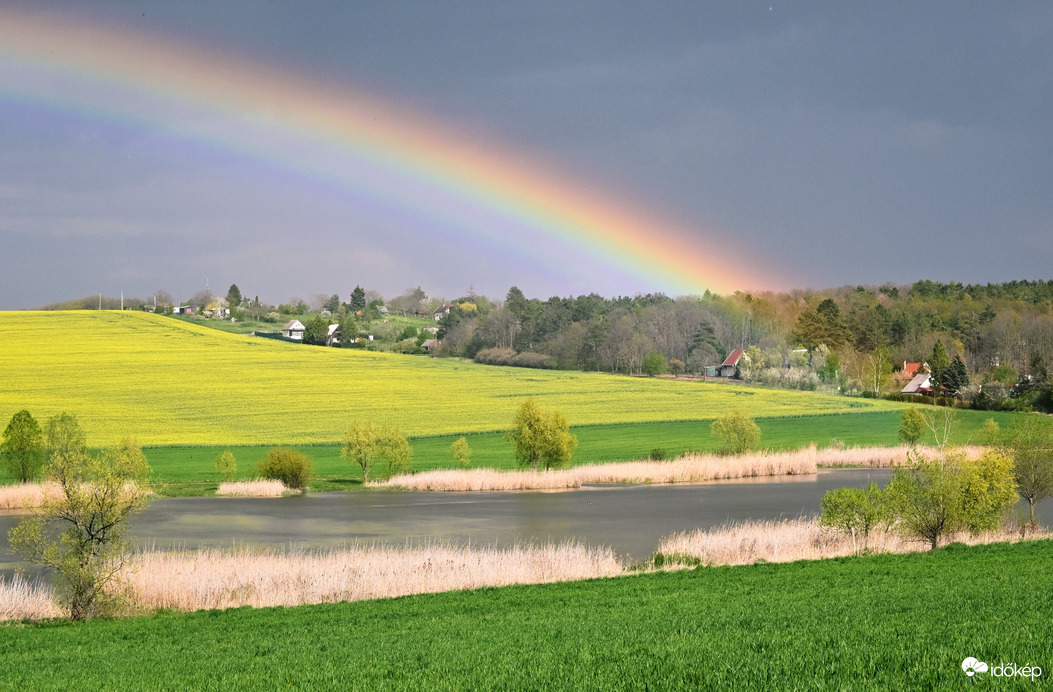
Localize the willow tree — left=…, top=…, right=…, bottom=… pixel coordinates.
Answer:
left=9, top=421, right=151, bottom=621
left=506, top=399, right=578, bottom=471
left=1, top=409, right=45, bottom=483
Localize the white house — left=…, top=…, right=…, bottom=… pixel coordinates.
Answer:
left=282, top=319, right=306, bottom=340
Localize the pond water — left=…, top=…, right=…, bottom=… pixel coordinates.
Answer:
left=2, top=469, right=1049, bottom=575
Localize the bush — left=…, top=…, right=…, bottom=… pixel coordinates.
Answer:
left=649, top=448, right=668, bottom=461
left=710, top=410, right=761, bottom=454
left=819, top=483, right=888, bottom=551
left=256, top=447, right=312, bottom=491
left=213, top=450, right=237, bottom=482
left=642, top=353, right=667, bottom=377
left=474, top=348, right=557, bottom=369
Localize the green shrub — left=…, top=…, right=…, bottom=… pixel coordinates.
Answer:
left=710, top=409, right=761, bottom=454
left=256, top=447, right=313, bottom=491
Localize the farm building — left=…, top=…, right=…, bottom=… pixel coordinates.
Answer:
left=718, top=349, right=750, bottom=378
left=282, top=319, right=306, bottom=340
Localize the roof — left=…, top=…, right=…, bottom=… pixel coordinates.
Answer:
left=721, top=349, right=749, bottom=367
left=283, top=319, right=305, bottom=331
left=897, top=362, right=923, bottom=380
left=901, top=373, right=932, bottom=394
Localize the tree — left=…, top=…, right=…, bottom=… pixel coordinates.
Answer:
left=506, top=399, right=578, bottom=471
left=256, top=447, right=312, bottom=491
left=923, top=405, right=958, bottom=451
left=858, top=347, right=893, bottom=396
left=884, top=449, right=1017, bottom=550
left=451, top=436, right=472, bottom=467
left=790, top=298, right=850, bottom=352
left=213, top=450, right=237, bottom=482
left=324, top=294, right=341, bottom=313
left=225, top=283, right=242, bottom=308
left=341, top=422, right=413, bottom=481
left=710, top=409, right=761, bottom=454
left=1005, top=414, right=1053, bottom=527
left=943, top=355, right=970, bottom=397
left=928, top=340, right=951, bottom=394
left=642, top=353, right=668, bottom=377
left=898, top=408, right=926, bottom=447
left=303, top=314, right=329, bottom=346
left=819, top=482, right=888, bottom=552
left=1, top=410, right=45, bottom=483
left=349, top=286, right=367, bottom=313
left=9, top=430, right=151, bottom=620
left=45, top=412, right=87, bottom=466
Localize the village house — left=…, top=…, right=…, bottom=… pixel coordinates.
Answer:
left=282, top=319, right=306, bottom=340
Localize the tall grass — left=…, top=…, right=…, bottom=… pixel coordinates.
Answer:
left=813, top=444, right=982, bottom=468
left=655, top=517, right=1046, bottom=567
left=378, top=446, right=822, bottom=491
left=120, top=542, right=623, bottom=612
left=0, top=576, right=61, bottom=621
left=0, top=482, right=58, bottom=510
left=215, top=479, right=288, bottom=497
left=377, top=444, right=986, bottom=491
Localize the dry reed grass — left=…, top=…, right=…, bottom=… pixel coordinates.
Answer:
left=0, top=576, right=61, bottom=621
left=377, top=445, right=988, bottom=492
left=656, top=517, right=1047, bottom=567
left=119, top=542, right=623, bottom=612
left=814, top=444, right=984, bottom=468
left=378, top=447, right=823, bottom=491
left=0, top=482, right=59, bottom=510
left=215, top=479, right=288, bottom=497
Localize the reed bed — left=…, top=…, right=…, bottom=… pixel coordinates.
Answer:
left=0, top=576, right=61, bottom=621
left=655, top=517, right=1047, bottom=567
left=120, top=542, right=624, bottom=612
left=378, top=447, right=823, bottom=491
left=814, top=444, right=983, bottom=468
left=215, top=479, right=288, bottom=497
left=0, top=482, right=59, bottom=510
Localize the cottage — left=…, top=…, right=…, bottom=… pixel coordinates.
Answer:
left=433, top=304, right=452, bottom=322
left=326, top=323, right=340, bottom=347
left=718, top=349, right=750, bottom=378
left=901, top=373, right=932, bottom=395
left=896, top=361, right=925, bottom=382
left=282, top=319, right=306, bottom=340
left=422, top=339, right=441, bottom=354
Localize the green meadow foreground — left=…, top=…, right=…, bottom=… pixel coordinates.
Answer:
left=1, top=540, right=1049, bottom=689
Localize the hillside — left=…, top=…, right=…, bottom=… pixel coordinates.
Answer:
left=0, top=311, right=902, bottom=446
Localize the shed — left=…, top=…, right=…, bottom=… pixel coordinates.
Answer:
left=718, top=349, right=750, bottom=378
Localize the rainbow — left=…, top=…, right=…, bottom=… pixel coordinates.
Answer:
left=0, top=7, right=776, bottom=295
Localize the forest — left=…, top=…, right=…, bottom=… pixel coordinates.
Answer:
left=433, top=280, right=1053, bottom=411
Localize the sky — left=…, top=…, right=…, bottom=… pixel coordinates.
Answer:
left=1, top=2, right=1051, bottom=309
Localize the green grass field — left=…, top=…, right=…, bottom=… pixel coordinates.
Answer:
left=1, top=540, right=1048, bottom=689
left=113, top=409, right=1011, bottom=496
left=0, top=311, right=903, bottom=447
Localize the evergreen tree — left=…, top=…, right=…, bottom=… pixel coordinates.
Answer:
left=929, top=340, right=951, bottom=394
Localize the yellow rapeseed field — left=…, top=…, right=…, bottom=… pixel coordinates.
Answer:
left=0, top=311, right=901, bottom=446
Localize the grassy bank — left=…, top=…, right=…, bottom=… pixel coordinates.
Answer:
left=139, top=409, right=1011, bottom=495
left=1, top=540, right=1048, bottom=689
left=0, top=410, right=1011, bottom=497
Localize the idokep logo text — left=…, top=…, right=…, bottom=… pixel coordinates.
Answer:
left=962, top=657, right=1043, bottom=681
